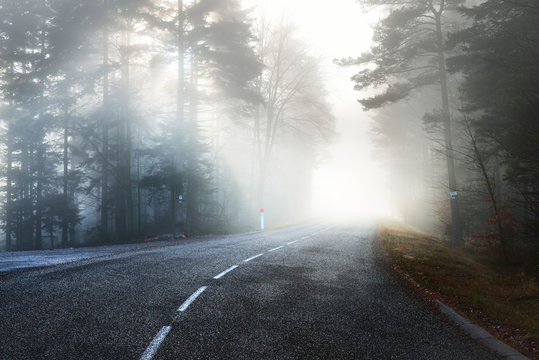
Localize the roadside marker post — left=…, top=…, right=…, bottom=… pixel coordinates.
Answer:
left=260, top=208, right=265, bottom=230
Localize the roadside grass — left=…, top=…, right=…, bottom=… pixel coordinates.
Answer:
left=379, top=220, right=538, bottom=357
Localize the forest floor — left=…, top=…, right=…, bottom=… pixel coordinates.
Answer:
left=379, top=221, right=538, bottom=359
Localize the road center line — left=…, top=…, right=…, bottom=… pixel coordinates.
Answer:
left=140, top=326, right=171, bottom=360
left=311, top=226, right=333, bottom=237
left=244, top=253, right=264, bottom=262
left=177, top=286, right=208, bottom=312
left=268, top=245, right=284, bottom=252
left=213, top=265, right=239, bottom=279
left=287, top=240, right=299, bottom=245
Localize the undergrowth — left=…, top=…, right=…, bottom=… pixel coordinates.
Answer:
left=379, top=221, right=538, bottom=358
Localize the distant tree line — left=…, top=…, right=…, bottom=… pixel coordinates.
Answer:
left=0, top=0, right=334, bottom=251
left=342, top=0, right=538, bottom=266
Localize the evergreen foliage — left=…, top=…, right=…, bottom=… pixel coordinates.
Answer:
left=448, top=0, right=539, bottom=263
left=0, top=0, right=332, bottom=249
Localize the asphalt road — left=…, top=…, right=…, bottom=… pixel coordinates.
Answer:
left=0, top=223, right=497, bottom=359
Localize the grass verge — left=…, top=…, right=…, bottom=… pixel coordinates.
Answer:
left=379, top=220, right=538, bottom=358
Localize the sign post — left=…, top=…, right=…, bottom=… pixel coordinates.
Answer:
left=260, top=208, right=264, bottom=230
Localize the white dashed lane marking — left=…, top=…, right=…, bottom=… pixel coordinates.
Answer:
left=138, top=225, right=336, bottom=360
left=244, top=253, right=264, bottom=263
left=213, top=265, right=239, bottom=279
left=178, top=286, right=208, bottom=312
left=139, top=326, right=171, bottom=360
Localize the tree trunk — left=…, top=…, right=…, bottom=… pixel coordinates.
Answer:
left=126, top=107, right=133, bottom=236
left=170, top=184, right=176, bottom=233
left=35, top=158, right=43, bottom=250
left=69, top=155, right=76, bottom=245
left=250, top=74, right=262, bottom=223
left=21, top=144, right=31, bottom=250
left=137, top=131, right=142, bottom=234
left=435, top=8, right=463, bottom=245
left=101, top=123, right=109, bottom=241
left=124, top=20, right=133, bottom=238
left=177, top=0, right=184, bottom=126
left=172, top=0, right=185, bottom=231
left=186, top=52, right=199, bottom=232
left=193, top=62, right=200, bottom=227
left=5, top=59, right=15, bottom=251
left=116, top=120, right=127, bottom=242
left=61, top=113, right=69, bottom=247
left=5, top=125, right=13, bottom=251
left=101, top=0, right=110, bottom=243
left=49, top=226, right=54, bottom=250
left=115, top=13, right=133, bottom=243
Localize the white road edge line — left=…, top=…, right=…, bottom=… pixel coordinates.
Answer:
left=177, top=286, right=208, bottom=312
left=287, top=240, right=299, bottom=245
left=268, top=245, right=284, bottom=252
left=244, top=253, right=264, bottom=263
left=213, top=265, right=239, bottom=279
left=140, top=326, right=171, bottom=360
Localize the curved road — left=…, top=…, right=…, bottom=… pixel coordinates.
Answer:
left=0, top=223, right=497, bottom=359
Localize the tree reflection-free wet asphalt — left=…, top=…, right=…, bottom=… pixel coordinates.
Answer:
left=0, top=223, right=497, bottom=359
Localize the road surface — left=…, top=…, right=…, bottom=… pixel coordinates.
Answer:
left=0, top=223, right=497, bottom=359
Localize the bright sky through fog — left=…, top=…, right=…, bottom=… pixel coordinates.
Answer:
left=242, top=0, right=391, bottom=219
